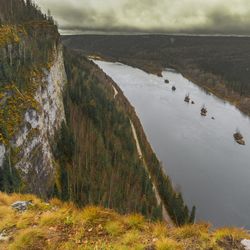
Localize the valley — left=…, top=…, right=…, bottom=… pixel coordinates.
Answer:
left=1, top=0, right=250, bottom=249
left=94, top=60, right=250, bottom=228
left=63, top=34, right=250, bottom=116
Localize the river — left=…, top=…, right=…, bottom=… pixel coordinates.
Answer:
left=94, top=60, right=250, bottom=228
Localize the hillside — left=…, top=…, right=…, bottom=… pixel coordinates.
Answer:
left=0, top=192, right=249, bottom=250
left=1, top=1, right=250, bottom=249
left=0, top=0, right=193, bottom=227
left=62, top=35, right=250, bottom=116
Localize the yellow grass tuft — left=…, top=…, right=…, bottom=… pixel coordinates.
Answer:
left=214, top=227, right=250, bottom=241
left=39, top=210, right=66, bottom=227
left=0, top=206, right=16, bottom=231
left=9, top=228, right=47, bottom=250
left=123, top=214, right=145, bottom=229
left=172, top=224, right=203, bottom=239
left=105, top=220, right=124, bottom=236
left=79, top=206, right=113, bottom=225
left=156, top=238, right=184, bottom=250
left=16, top=211, right=38, bottom=229
left=153, top=222, right=169, bottom=238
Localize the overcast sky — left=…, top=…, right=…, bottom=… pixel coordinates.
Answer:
left=35, top=0, right=250, bottom=35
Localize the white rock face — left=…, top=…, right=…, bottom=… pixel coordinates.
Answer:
left=0, top=45, right=66, bottom=196
left=242, top=239, right=250, bottom=250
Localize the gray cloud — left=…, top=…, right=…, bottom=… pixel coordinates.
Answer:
left=34, top=0, right=250, bottom=35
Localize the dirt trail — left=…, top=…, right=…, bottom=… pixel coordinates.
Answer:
left=112, top=85, right=118, bottom=99
left=111, top=80, right=173, bottom=225
left=130, top=120, right=173, bottom=226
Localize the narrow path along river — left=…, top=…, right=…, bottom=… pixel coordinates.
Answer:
left=111, top=78, right=173, bottom=225
left=94, top=60, right=250, bottom=228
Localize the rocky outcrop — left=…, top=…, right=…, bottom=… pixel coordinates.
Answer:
left=0, top=45, right=66, bottom=197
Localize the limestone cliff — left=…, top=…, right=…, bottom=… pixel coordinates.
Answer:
left=0, top=30, right=66, bottom=196
left=13, top=46, right=66, bottom=196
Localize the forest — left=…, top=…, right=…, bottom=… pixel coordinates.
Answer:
left=53, top=48, right=195, bottom=225
left=54, top=48, right=162, bottom=221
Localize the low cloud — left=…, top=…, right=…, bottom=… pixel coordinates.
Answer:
left=35, top=0, right=250, bottom=35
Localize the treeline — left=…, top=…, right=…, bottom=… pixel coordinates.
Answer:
left=0, top=152, right=21, bottom=193
left=0, top=0, right=60, bottom=147
left=146, top=153, right=195, bottom=225
left=0, top=0, right=60, bottom=90
left=0, top=0, right=54, bottom=25
left=53, top=48, right=162, bottom=221
left=63, top=35, right=250, bottom=97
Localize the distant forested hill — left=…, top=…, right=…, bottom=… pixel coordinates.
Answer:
left=62, top=34, right=250, bottom=115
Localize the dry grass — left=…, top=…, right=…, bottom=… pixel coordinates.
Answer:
left=104, top=220, right=124, bottom=236
left=214, top=227, right=250, bottom=241
left=0, top=192, right=249, bottom=250
left=156, top=238, right=184, bottom=250
left=9, top=228, right=46, bottom=250
left=153, top=222, right=169, bottom=238
left=123, top=214, right=145, bottom=229
left=16, top=211, right=38, bottom=229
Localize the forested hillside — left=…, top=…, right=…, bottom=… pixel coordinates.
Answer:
left=54, top=49, right=161, bottom=220
left=53, top=49, right=194, bottom=225
left=63, top=35, right=250, bottom=115
left=0, top=0, right=193, bottom=226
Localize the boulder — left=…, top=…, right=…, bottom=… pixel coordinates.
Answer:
left=11, top=200, right=33, bottom=212
left=0, top=233, right=9, bottom=242
left=241, top=239, right=250, bottom=250
left=0, top=229, right=10, bottom=242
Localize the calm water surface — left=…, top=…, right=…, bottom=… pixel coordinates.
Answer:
left=95, top=60, right=250, bottom=228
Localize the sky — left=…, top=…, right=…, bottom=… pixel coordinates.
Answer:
left=35, top=0, right=250, bottom=35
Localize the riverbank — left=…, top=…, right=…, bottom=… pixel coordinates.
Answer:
left=112, top=59, right=250, bottom=117
left=94, top=60, right=250, bottom=228
left=63, top=34, right=250, bottom=117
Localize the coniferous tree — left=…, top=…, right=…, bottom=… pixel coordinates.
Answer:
left=189, top=206, right=196, bottom=224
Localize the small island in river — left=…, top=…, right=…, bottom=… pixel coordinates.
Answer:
left=201, top=106, right=208, bottom=116
left=234, top=131, right=246, bottom=145
left=184, top=94, right=190, bottom=103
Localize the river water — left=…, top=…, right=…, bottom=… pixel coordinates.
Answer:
left=94, top=60, right=250, bottom=228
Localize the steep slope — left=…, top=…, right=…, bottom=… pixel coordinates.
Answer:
left=0, top=1, right=65, bottom=197
left=0, top=0, right=192, bottom=226
left=54, top=48, right=161, bottom=220
left=0, top=192, right=249, bottom=250
left=56, top=49, right=193, bottom=225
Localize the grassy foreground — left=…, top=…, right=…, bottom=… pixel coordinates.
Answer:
left=0, top=192, right=249, bottom=250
